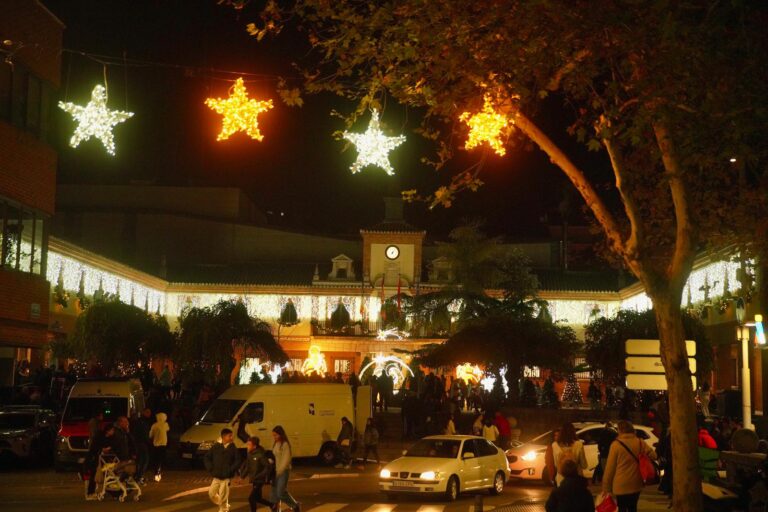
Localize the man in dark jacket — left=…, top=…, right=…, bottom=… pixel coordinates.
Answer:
left=335, top=417, right=354, bottom=469
left=593, top=423, right=617, bottom=484
left=545, top=459, right=594, bottom=512
left=131, top=408, right=153, bottom=483
left=239, top=436, right=274, bottom=512
left=205, top=428, right=241, bottom=512
left=85, top=424, right=115, bottom=499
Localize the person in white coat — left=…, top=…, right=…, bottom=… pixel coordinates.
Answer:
left=149, top=412, right=170, bottom=481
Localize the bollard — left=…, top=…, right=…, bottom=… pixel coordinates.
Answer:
left=474, top=494, right=483, bottom=512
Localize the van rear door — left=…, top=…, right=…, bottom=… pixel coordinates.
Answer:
left=355, top=385, right=372, bottom=436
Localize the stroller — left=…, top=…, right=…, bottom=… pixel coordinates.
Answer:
left=96, top=453, right=142, bottom=502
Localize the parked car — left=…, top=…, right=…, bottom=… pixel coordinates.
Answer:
left=379, top=435, right=510, bottom=501
left=505, top=422, right=659, bottom=483
left=0, top=406, right=57, bottom=462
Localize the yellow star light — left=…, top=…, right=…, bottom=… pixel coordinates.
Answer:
left=343, top=109, right=406, bottom=175
left=58, top=84, right=134, bottom=156
left=459, top=95, right=510, bottom=156
left=205, top=77, right=273, bottom=141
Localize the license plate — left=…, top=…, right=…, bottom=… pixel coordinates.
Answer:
left=182, top=453, right=193, bottom=459
left=393, top=480, right=413, bottom=487
left=77, top=457, right=85, bottom=463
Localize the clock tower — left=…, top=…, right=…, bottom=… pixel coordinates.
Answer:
left=361, top=198, right=425, bottom=289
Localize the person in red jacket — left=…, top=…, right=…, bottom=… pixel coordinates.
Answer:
left=493, top=412, right=511, bottom=449
left=698, top=427, right=718, bottom=449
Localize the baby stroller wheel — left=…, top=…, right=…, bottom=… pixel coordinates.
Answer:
left=97, top=493, right=105, bottom=501
left=133, top=495, right=140, bottom=502
left=118, top=495, right=126, bottom=502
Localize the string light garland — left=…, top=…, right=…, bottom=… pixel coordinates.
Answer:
left=205, top=77, right=274, bottom=141
left=58, top=84, right=134, bottom=155
left=359, top=355, right=414, bottom=389
left=459, top=95, right=510, bottom=156
left=343, top=109, right=406, bottom=175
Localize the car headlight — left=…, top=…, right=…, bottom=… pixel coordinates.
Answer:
left=57, top=435, right=68, bottom=445
left=420, top=471, right=437, bottom=480
left=521, top=450, right=539, bottom=462
left=198, top=440, right=214, bottom=451
left=380, top=469, right=391, bottom=478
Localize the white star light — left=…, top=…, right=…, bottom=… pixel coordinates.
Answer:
left=343, top=109, right=406, bottom=175
left=58, top=84, right=134, bottom=156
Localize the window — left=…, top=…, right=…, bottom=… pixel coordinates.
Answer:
left=63, top=397, right=128, bottom=422
left=0, top=64, right=11, bottom=120
left=288, top=359, right=303, bottom=371
left=241, top=402, right=264, bottom=423
left=199, top=399, right=246, bottom=424
left=577, top=427, right=607, bottom=446
left=334, top=359, right=352, bottom=374
left=523, top=366, right=541, bottom=378
left=406, top=439, right=462, bottom=458
left=477, top=440, right=500, bottom=457
left=336, top=268, right=347, bottom=279
left=0, top=64, right=54, bottom=139
left=461, top=439, right=479, bottom=457
left=0, top=197, right=47, bottom=275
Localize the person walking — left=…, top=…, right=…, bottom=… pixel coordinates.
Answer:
left=240, top=436, right=273, bottom=512
left=551, top=423, right=587, bottom=486
left=494, top=411, right=511, bottom=450
left=602, top=420, right=657, bottom=512
left=360, top=418, right=380, bottom=467
left=482, top=417, right=499, bottom=445
left=149, top=412, right=170, bottom=481
left=271, top=426, right=300, bottom=512
left=85, top=423, right=115, bottom=500
left=592, top=422, right=617, bottom=484
left=699, top=382, right=711, bottom=417
left=444, top=413, right=457, bottom=435
left=205, top=428, right=241, bottom=512
left=545, top=459, right=594, bottom=512
left=335, top=417, right=354, bottom=469
left=131, top=408, right=152, bottom=484
left=472, top=413, right=484, bottom=436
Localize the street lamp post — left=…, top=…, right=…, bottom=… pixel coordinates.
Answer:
left=737, top=324, right=753, bottom=430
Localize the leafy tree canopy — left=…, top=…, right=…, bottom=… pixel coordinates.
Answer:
left=69, top=300, right=174, bottom=372
left=585, top=308, right=712, bottom=385
left=176, top=300, right=286, bottom=384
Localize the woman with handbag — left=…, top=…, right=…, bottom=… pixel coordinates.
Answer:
left=602, top=421, right=657, bottom=512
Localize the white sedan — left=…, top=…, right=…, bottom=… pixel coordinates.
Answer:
left=506, top=422, right=659, bottom=482
left=379, top=435, right=511, bottom=501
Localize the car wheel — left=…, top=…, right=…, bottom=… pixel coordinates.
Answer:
left=319, top=443, right=337, bottom=466
left=490, top=471, right=505, bottom=495
left=445, top=476, right=459, bottom=502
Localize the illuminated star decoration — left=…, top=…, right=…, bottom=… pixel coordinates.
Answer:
left=205, top=77, right=273, bottom=141
left=343, top=109, right=406, bottom=175
left=459, top=95, right=510, bottom=156
left=58, top=84, right=134, bottom=156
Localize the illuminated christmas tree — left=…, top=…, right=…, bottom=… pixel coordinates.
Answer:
left=561, top=373, right=583, bottom=406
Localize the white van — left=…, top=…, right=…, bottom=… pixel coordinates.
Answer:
left=180, top=383, right=370, bottom=464
left=55, top=378, right=144, bottom=470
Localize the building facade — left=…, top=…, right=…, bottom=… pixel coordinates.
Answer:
left=0, top=1, right=63, bottom=384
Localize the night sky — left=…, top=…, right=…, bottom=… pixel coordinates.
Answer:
left=42, top=0, right=604, bottom=240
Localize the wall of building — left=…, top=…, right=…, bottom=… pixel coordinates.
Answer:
left=0, top=1, right=63, bottom=382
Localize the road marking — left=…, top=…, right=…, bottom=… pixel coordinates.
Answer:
left=362, top=504, right=397, bottom=512
left=306, top=504, right=348, bottom=512
left=163, top=482, right=252, bottom=501
left=309, top=473, right=361, bottom=479
left=140, top=502, right=207, bottom=512
left=417, top=506, right=445, bottom=512
left=201, top=501, right=248, bottom=512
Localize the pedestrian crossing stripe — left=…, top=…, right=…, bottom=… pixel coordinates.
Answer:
left=142, top=502, right=497, bottom=512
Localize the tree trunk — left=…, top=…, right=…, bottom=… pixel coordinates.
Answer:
left=652, top=292, right=702, bottom=512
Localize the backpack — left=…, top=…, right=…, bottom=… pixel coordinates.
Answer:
left=555, top=442, right=580, bottom=475
left=617, top=439, right=656, bottom=484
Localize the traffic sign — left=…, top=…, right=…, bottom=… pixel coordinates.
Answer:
left=625, top=339, right=696, bottom=356
left=626, top=373, right=697, bottom=391
left=625, top=356, right=696, bottom=374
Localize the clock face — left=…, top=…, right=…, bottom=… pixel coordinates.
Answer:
left=385, top=245, right=400, bottom=260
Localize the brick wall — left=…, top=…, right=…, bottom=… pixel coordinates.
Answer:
left=0, top=1, right=64, bottom=87
left=0, top=270, right=50, bottom=347
left=0, top=121, right=57, bottom=214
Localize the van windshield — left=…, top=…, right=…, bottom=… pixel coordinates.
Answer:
left=63, top=397, right=128, bottom=422
left=200, top=399, right=245, bottom=424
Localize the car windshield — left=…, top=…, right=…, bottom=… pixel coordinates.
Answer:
left=0, top=414, right=35, bottom=429
left=528, top=431, right=554, bottom=445
left=63, top=397, right=127, bottom=422
left=405, top=439, right=461, bottom=458
left=200, top=399, right=245, bottom=424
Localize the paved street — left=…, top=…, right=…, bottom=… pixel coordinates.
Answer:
left=0, top=463, right=550, bottom=512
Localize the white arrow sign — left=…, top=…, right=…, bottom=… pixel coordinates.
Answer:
left=625, top=356, right=696, bottom=374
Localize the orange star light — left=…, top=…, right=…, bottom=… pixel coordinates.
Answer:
left=459, top=95, right=510, bottom=156
left=205, top=78, right=273, bottom=141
